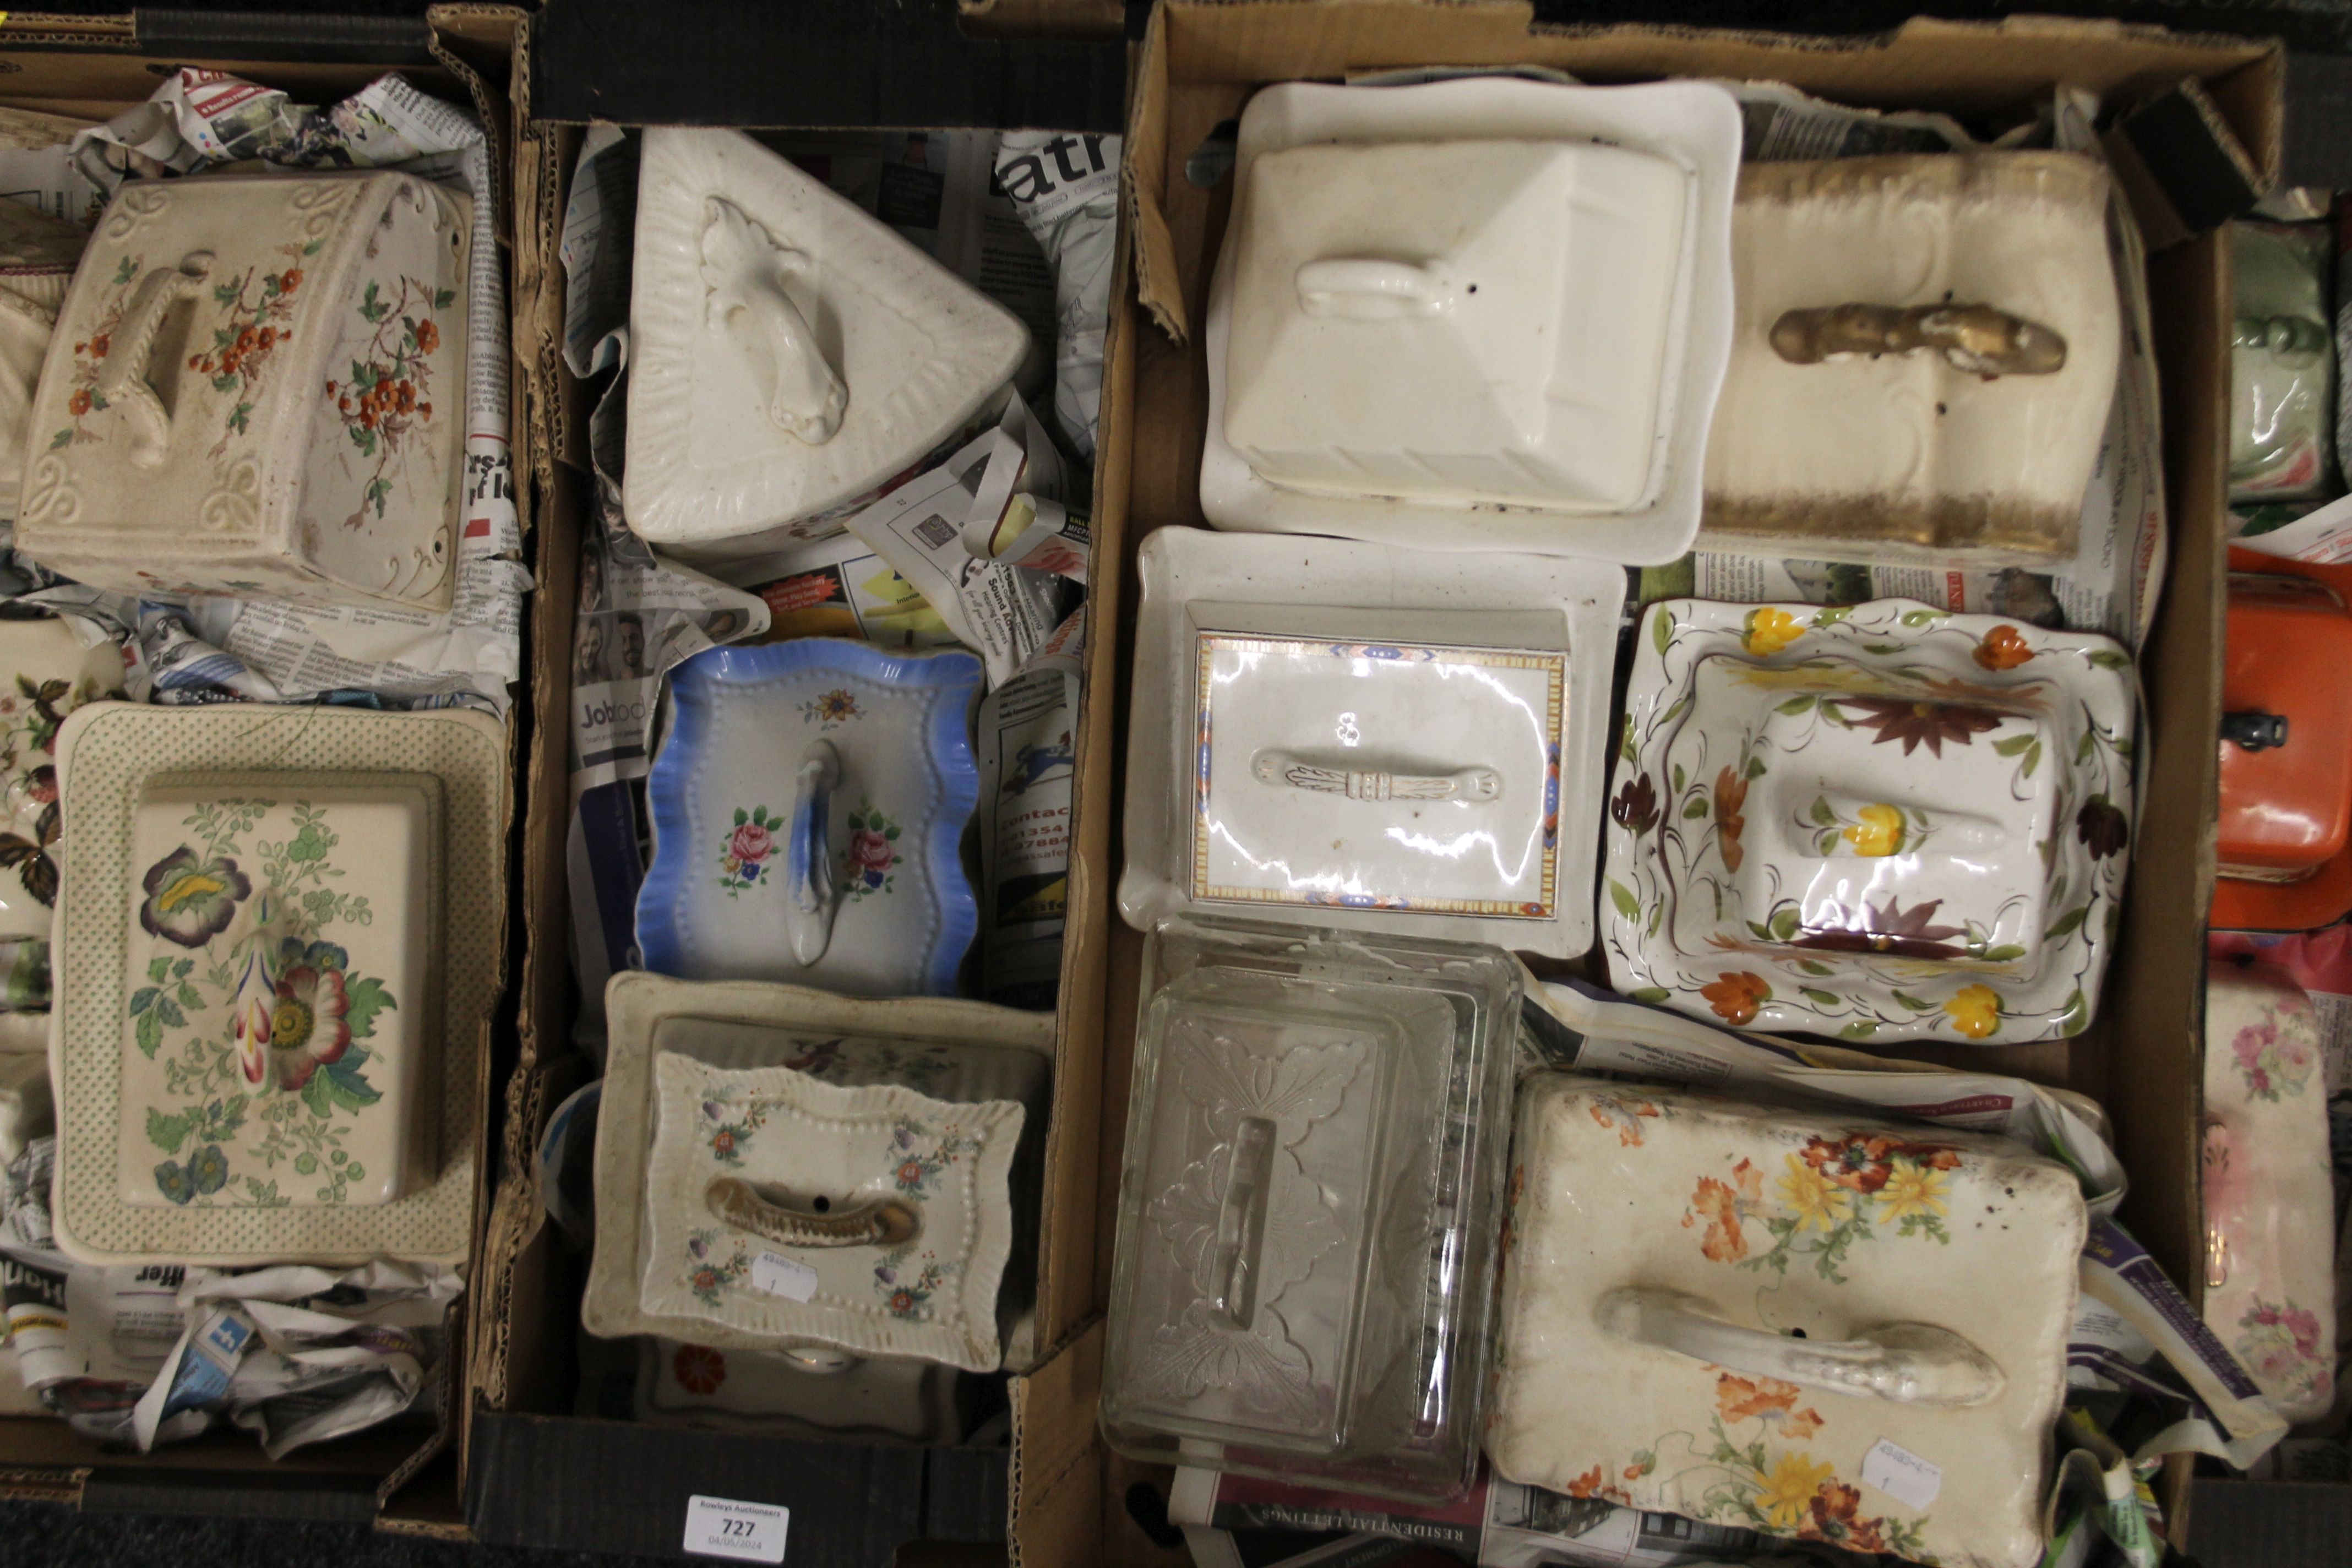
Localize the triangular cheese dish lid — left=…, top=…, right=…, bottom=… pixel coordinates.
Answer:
left=624, top=128, right=1031, bottom=560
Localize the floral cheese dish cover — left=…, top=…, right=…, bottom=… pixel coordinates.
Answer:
left=1603, top=599, right=2134, bottom=1043
left=2202, top=962, right=2337, bottom=1423
left=639, top=1054, right=1023, bottom=1372
left=115, top=778, right=438, bottom=1211
left=17, top=171, right=468, bottom=612
left=1488, top=1077, right=2084, bottom=1568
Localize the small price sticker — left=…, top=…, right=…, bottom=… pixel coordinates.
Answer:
left=1860, top=1438, right=1943, bottom=1510
left=683, top=1494, right=789, bottom=1563
left=750, top=1250, right=819, bottom=1303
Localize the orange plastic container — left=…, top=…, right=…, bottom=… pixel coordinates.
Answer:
left=2213, top=547, right=2352, bottom=930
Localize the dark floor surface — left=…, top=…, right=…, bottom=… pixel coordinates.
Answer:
left=2, top=1498, right=681, bottom=1566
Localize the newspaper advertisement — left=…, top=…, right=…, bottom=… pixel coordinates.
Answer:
left=716, top=530, right=959, bottom=649
left=977, top=611, right=1082, bottom=1008
left=1682, top=84, right=2166, bottom=651
left=0, top=70, right=529, bottom=711
left=994, top=130, right=1119, bottom=460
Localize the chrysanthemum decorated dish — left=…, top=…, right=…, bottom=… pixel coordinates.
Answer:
left=637, top=639, right=982, bottom=998
left=47, top=701, right=505, bottom=1265
left=1602, top=599, right=2134, bottom=1043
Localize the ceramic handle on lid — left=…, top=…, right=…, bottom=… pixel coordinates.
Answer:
left=1597, top=1287, right=2004, bottom=1408
left=1252, top=750, right=1500, bottom=803
left=783, top=739, right=842, bottom=967
left=1295, top=258, right=1457, bottom=320
left=706, top=1177, right=918, bottom=1249
left=700, top=197, right=848, bottom=445
left=97, top=249, right=214, bottom=469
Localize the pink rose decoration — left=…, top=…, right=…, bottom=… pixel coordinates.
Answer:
left=728, top=821, right=774, bottom=865
left=849, top=829, right=895, bottom=876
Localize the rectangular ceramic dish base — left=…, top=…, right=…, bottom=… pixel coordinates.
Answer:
left=48, top=703, right=503, bottom=1265
left=18, top=172, right=470, bottom=611
left=1488, top=1077, right=2084, bottom=1568
left=584, top=972, right=1054, bottom=1366
left=117, top=775, right=441, bottom=1211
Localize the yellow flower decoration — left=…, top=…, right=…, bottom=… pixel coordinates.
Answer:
left=1743, top=607, right=1804, bottom=656
left=1877, top=1158, right=1948, bottom=1223
left=1944, top=983, right=2002, bottom=1039
left=1777, top=1154, right=1854, bottom=1233
left=1840, top=803, right=1905, bottom=858
left=1755, top=1451, right=1837, bottom=1531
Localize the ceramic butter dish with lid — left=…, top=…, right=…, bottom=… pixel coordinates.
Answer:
left=625, top=128, right=1031, bottom=563
left=1100, top=917, right=1519, bottom=1503
left=636, top=638, right=983, bottom=998
left=18, top=171, right=469, bottom=611
left=1119, top=527, right=1623, bottom=959
left=1200, top=78, right=1739, bottom=563
left=1489, top=1076, right=2085, bottom=1568
left=1700, top=153, right=2120, bottom=569
left=2202, top=961, right=2337, bottom=1423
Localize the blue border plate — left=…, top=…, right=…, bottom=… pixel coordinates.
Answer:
left=635, top=639, right=984, bottom=996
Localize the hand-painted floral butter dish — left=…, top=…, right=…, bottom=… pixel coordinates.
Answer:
left=0, top=614, right=124, bottom=944
left=2202, top=961, right=2336, bottom=1423
left=625, top=128, right=1031, bottom=562
left=585, top=973, right=1055, bottom=1371
left=1604, top=599, right=2135, bottom=1044
left=48, top=702, right=505, bottom=1266
left=1101, top=917, right=1518, bottom=1504
left=637, top=638, right=983, bottom=998
left=1119, top=527, right=1623, bottom=960
left=1200, top=78, right=1739, bottom=564
left=18, top=171, right=470, bottom=612
left=1488, top=1076, right=2084, bottom=1568
left=1700, top=153, right=2121, bottom=569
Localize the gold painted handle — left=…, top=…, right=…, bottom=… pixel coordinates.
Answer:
left=1771, top=303, right=2066, bottom=376
left=705, top=1176, right=919, bottom=1249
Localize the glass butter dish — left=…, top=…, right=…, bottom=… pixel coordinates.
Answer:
left=1099, top=916, right=1519, bottom=1502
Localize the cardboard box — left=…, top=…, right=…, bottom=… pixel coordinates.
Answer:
left=0, top=4, right=533, bottom=1541
left=465, top=0, right=1127, bottom=1559
left=994, top=7, right=2280, bottom=1566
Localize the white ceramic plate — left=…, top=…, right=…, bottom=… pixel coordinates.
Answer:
left=1117, top=528, right=1622, bottom=957
left=1602, top=600, right=2135, bottom=1043
left=1199, top=78, right=1739, bottom=564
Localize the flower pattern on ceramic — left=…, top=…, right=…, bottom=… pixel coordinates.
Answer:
left=131, top=799, right=397, bottom=1207
left=323, top=274, right=453, bottom=525
left=874, top=1248, right=951, bottom=1320
left=845, top=803, right=901, bottom=899
left=0, top=668, right=106, bottom=909
left=192, top=239, right=324, bottom=456
left=50, top=254, right=141, bottom=451
left=672, top=1342, right=726, bottom=1396
left=884, top=1117, right=979, bottom=1197
left=2235, top=1297, right=2332, bottom=1411
left=684, top=1228, right=753, bottom=1306
left=799, top=689, right=861, bottom=729
left=717, top=805, right=780, bottom=896
left=2231, top=999, right=2320, bottom=1102
left=1605, top=600, right=2135, bottom=1044
left=1566, top=1372, right=1931, bottom=1559
left=1681, top=1131, right=1961, bottom=1285
left=699, top=1087, right=769, bottom=1167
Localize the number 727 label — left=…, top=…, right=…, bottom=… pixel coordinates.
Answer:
left=684, top=1494, right=790, bottom=1563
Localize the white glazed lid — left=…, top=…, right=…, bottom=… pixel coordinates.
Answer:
left=1225, top=138, right=1685, bottom=513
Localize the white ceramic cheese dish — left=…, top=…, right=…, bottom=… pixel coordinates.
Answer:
left=624, top=128, right=1031, bottom=563
left=2203, top=961, right=2337, bottom=1423
left=1699, top=153, right=2121, bottom=569
left=1200, top=78, right=1740, bottom=564
left=18, top=171, right=470, bottom=611
left=1489, top=1076, right=2084, bottom=1568
left=1118, top=527, right=1621, bottom=958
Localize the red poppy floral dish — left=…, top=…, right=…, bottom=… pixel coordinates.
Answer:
left=45, top=701, right=505, bottom=1267
left=1603, top=598, right=2135, bottom=1043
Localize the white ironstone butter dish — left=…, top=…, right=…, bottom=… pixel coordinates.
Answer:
left=1118, top=527, right=1621, bottom=958
left=1488, top=1076, right=2084, bottom=1568
left=18, top=171, right=470, bottom=611
left=1200, top=78, right=1739, bottom=564
left=624, top=128, right=1031, bottom=563
left=47, top=701, right=505, bottom=1266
